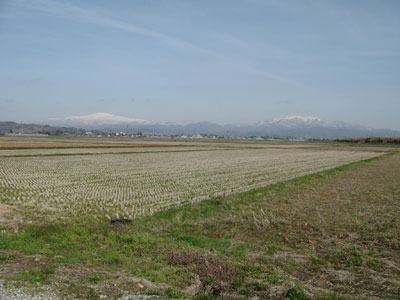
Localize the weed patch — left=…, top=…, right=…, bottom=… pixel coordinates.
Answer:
left=285, top=286, right=311, bottom=300
left=14, top=264, right=57, bottom=284
left=168, top=251, right=239, bottom=295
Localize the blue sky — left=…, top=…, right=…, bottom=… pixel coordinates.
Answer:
left=1, top=0, right=399, bottom=129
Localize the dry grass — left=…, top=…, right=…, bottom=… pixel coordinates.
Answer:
left=228, top=153, right=400, bottom=299
left=0, top=136, right=196, bottom=149
left=0, top=146, right=223, bottom=157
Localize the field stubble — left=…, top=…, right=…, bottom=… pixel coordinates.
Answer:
left=0, top=148, right=380, bottom=222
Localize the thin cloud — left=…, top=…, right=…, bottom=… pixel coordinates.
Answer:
left=12, top=0, right=304, bottom=87
left=12, top=0, right=213, bottom=56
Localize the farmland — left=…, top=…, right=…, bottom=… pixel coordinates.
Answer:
left=0, top=137, right=399, bottom=300
left=0, top=145, right=379, bottom=221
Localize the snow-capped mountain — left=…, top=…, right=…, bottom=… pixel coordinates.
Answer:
left=273, top=115, right=324, bottom=126
left=48, top=113, right=149, bottom=126
left=272, top=116, right=368, bottom=129
left=45, top=113, right=400, bottom=139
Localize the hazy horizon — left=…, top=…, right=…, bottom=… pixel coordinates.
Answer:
left=0, top=111, right=395, bottom=130
left=1, top=0, right=400, bottom=130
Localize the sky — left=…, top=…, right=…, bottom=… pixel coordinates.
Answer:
left=0, top=0, right=399, bottom=129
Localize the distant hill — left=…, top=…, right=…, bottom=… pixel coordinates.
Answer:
left=0, top=121, right=84, bottom=135
left=3, top=113, right=400, bottom=139
left=46, top=113, right=400, bottom=139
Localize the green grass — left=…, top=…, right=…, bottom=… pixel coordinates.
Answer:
left=14, top=264, right=57, bottom=284
left=286, top=286, right=311, bottom=300
left=86, top=273, right=108, bottom=283
left=192, top=294, right=216, bottom=300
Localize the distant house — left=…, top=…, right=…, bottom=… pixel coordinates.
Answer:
left=191, top=134, right=203, bottom=139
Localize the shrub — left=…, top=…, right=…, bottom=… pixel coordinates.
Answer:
left=168, top=251, right=238, bottom=295
left=193, top=293, right=216, bottom=300
left=286, top=286, right=311, bottom=300
left=164, top=288, right=187, bottom=299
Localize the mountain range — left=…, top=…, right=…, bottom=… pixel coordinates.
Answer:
left=44, top=113, right=400, bottom=139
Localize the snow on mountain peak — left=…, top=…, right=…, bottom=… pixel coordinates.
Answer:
left=270, top=115, right=325, bottom=127
left=273, top=116, right=322, bottom=123
left=50, top=113, right=149, bottom=125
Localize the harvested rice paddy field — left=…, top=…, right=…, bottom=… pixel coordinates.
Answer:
left=0, top=136, right=399, bottom=300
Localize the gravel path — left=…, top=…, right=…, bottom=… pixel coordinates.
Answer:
left=0, top=280, right=61, bottom=300
left=0, top=280, right=171, bottom=300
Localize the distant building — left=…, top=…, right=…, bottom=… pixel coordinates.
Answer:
left=191, top=134, right=203, bottom=139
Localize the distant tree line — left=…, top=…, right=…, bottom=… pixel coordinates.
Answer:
left=335, top=137, right=400, bottom=144
left=0, top=122, right=85, bottom=136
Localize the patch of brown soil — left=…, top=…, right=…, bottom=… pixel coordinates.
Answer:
left=49, top=264, right=200, bottom=299
left=0, top=203, right=20, bottom=228
left=0, top=250, right=41, bottom=277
